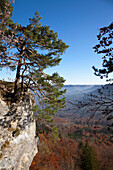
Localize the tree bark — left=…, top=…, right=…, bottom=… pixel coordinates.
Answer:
left=21, top=65, right=27, bottom=92
left=14, top=57, right=22, bottom=100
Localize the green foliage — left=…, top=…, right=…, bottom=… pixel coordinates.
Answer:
left=52, top=126, right=59, bottom=141
left=35, top=117, right=52, bottom=135
left=0, top=0, right=69, bottom=122
left=1, top=140, right=10, bottom=150
left=0, top=0, right=17, bottom=70
left=39, top=141, right=50, bottom=156
left=0, top=0, right=14, bottom=25
left=80, top=142, right=100, bottom=170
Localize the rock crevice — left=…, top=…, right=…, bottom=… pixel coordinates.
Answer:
left=0, top=92, right=38, bottom=170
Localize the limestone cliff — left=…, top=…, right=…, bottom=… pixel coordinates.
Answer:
left=0, top=91, right=38, bottom=170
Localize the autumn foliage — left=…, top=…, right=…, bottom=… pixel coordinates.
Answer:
left=30, top=117, right=113, bottom=170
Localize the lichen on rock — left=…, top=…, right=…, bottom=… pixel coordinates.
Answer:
left=0, top=90, right=38, bottom=170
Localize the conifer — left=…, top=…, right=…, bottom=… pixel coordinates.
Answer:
left=0, top=0, right=69, bottom=121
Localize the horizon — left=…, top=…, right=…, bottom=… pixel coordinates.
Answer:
left=0, top=79, right=105, bottom=86
left=64, top=84, right=102, bottom=86
left=1, top=0, right=113, bottom=84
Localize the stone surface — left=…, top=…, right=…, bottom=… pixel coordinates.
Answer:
left=0, top=93, right=38, bottom=170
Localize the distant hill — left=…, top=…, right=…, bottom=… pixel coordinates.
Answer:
left=57, top=84, right=113, bottom=122
left=62, top=85, right=101, bottom=100
left=34, top=84, right=113, bottom=124
left=57, top=85, right=101, bottom=117
left=91, top=84, right=113, bottom=96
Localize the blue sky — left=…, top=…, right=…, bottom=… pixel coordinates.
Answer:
left=1, top=0, right=113, bottom=84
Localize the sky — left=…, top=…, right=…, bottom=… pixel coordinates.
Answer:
left=1, top=0, right=113, bottom=85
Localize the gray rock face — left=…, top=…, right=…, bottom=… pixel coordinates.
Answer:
left=0, top=93, right=38, bottom=170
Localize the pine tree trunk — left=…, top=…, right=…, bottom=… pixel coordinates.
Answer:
left=21, top=76, right=24, bottom=92
left=14, top=57, right=22, bottom=100
left=21, top=65, right=27, bottom=92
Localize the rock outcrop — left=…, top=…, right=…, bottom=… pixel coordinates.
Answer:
left=0, top=92, right=38, bottom=170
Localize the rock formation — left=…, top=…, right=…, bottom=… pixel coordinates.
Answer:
left=0, top=89, right=38, bottom=170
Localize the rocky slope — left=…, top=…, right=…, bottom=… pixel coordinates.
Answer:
left=0, top=91, right=38, bottom=170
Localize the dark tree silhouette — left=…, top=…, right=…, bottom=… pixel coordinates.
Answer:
left=93, top=22, right=113, bottom=81
left=70, top=85, right=113, bottom=129
left=80, top=142, right=100, bottom=170
left=67, top=23, right=113, bottom=129
left=92, top=23, right=113, bottom=129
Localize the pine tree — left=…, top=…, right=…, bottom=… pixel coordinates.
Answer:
left=93, top=22, right=113, bottom=81
left=0, top=0, right=16, bottom=72
left=81, top=142, right=100, bottom=170
left=0, top=0, right=69, bottom=121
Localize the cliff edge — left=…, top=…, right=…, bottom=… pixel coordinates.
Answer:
left=0, top=89, right=38, bottom=170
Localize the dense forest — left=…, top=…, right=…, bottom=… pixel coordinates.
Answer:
left=30, top=115, right=113, bottom=170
